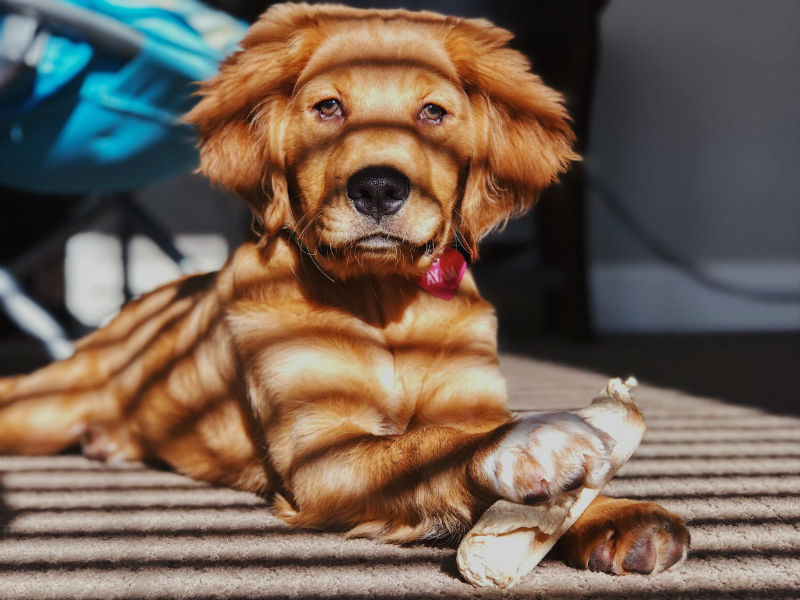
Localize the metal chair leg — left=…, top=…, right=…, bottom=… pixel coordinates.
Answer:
left=0, top=266, right=73, bottom=360
left=116, top=193, right=196, bottom=274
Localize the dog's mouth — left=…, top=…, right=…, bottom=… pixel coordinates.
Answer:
left=317, top=234, right=437, bottom=260
left=354, top=233, right=404, bottom=251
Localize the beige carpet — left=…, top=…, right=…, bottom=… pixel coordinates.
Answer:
left=1, top=354, right=798, bottom=599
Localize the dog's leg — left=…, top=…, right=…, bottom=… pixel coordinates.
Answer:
left=0, top=356, right=120, bottom=455
left=272, top=411, right=612, bottom=542
left=0, top=274, right=217, bottom=456
left=555, top=495, right=690, bottom=575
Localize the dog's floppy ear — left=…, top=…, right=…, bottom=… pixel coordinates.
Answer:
left=446, top=21, right=579, bottom=257
left=185, top=4, right=320, bottom=234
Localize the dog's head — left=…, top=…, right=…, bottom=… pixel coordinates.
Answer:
left=186, top=3, right=577, bottom=278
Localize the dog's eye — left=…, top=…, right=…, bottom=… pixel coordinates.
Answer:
left=420, top=103, right=447, bottom=123
left=314, top=98, right=343, bottom=119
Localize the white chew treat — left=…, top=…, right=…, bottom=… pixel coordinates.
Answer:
left=456, top=377, right=646, bottom=589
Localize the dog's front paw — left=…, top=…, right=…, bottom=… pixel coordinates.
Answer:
left=558, top=498, right=690, bottom=575
left=478, top=412, right=614, bottom=505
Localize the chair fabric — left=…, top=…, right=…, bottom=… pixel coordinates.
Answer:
left=0, top=0, right=246, bottom=193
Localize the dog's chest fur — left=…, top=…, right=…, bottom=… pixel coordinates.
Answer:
left=222, top=238, right=508, bottom=474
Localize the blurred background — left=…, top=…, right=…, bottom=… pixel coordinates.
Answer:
left=1, top=0, right=798, bottom=413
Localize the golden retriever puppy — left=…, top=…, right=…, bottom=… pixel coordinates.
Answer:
left=0, top=3, right=688, bottom=575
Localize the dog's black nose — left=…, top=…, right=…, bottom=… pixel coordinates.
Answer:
left=347, top=166, right=410, bottom=221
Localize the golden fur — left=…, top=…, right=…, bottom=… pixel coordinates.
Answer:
left=0, top=3, right=688, bottom=573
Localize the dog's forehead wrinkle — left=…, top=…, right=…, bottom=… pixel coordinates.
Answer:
left=297, top=57, right=458, bottom=96
left=297, top=19, right=457, bottom=90
left=324, top=20, right=452, bottom=61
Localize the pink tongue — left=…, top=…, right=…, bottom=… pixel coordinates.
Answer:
left=414, top=247, right=467, bottom=300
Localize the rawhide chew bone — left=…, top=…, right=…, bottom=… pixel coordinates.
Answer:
left=456, top=377, right=645, bottom=589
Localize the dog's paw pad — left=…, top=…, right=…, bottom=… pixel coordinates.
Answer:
left=617, top=524, right=688, bottom=575
left=621, top=534, right=657, bottom=574
left=587, top=533, right=615, bottom=572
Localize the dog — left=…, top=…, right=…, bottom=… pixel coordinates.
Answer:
left=0, top=3, right=689, bottom=575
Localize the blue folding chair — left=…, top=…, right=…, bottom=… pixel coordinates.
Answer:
left=0, top=0, right=247, bottom=359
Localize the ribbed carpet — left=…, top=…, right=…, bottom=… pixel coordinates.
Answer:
left=1, top=354, right=798, bottom=599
